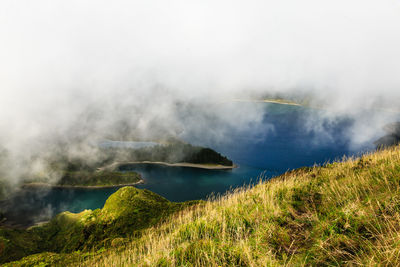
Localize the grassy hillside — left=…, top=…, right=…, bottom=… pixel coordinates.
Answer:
left=0, top=187, right=200, bottom=264
left=5, top=145, right=400, bottom=266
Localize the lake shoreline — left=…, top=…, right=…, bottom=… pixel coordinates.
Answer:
left=101, top=161, right=238, bottom=171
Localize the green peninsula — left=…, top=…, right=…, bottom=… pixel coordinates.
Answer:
left=101, top=142, right=234, bottom=167
left=21, top=142, right=233, bottom=189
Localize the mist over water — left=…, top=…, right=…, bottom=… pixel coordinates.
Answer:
left=1, top=0, right=400, bottom=186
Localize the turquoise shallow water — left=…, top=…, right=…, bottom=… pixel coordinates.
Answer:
left=2, top=103, right=397, bottom=226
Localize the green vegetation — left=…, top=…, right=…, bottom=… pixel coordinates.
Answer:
left=6, top=146, right=400, bottom=266
left=0, top=187, right=201, bottom=264
left=22, top=170, right=142, bottom=188
left=57, top=170, right=141, bottom=187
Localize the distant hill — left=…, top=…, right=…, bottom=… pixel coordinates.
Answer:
left=4, top=145, right=400, bottom=265
left=100, top=143, right=234, bottom=166
left=374, top=122, right=400, bottom=148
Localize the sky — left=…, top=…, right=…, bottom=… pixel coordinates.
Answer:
left=0, top=0, right=400, bottom=183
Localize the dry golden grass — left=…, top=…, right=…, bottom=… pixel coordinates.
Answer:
left=72, top=145, right=400, bottom=267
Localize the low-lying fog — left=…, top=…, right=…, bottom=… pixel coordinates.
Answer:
left=0, top=0, right=399, bottom=187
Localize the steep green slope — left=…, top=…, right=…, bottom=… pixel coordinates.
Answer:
left=0, top=187, right=200, bottom=264
left=5, top=145, right=400, bottom=266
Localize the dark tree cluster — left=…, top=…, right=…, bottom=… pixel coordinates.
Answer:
left=106, top=143, right=233, bottom=166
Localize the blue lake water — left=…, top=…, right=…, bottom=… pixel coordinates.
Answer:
left=2, top=103, right=398, bottom=226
